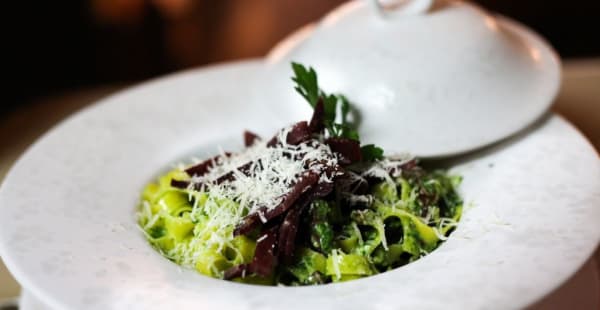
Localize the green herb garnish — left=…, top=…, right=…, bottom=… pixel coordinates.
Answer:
left=360, top=144, right=385, bottom=162
left=291, top=62, right=361, bottom=142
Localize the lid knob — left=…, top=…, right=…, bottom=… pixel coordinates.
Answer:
left=369, top=0, right=433, bottom=18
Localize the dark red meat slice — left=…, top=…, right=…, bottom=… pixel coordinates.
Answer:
left=232, top=212, right=261, bottom=236
left=278, top=199, right=309, bottom=265
left=308, top=98, right=325, bottom=134
left=170, top=179, right=204, bottom=191
left=257, top=172, right=318, bottom=221
left=386, top=158, right=418, bottom=177
left=185, top=153, right=231, bottom=177
left=233, top=172, right=319, bottom=236
left=215, top=161, right=254, bottom=184
left=244, top=130, right=261, bottom=147
left=267, top=121, right=312, bottom=147
left=277, top=179, right=334, bottom=264
left=249, top=225, right=279, bottom=276
left=223, top=264, right=248, bottom=280
left=335, top=171, right=368, bottom=194
left=325, top=137, right=362, bottom=165
left=311, top=180, right=335, bottom=198
left=224, top=225, right=279, bottom=279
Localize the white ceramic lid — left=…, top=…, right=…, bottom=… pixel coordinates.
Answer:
left=264, top=0, right=561, bottom=157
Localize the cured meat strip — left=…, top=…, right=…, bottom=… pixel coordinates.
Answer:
left=385, top=158, right=418, bottom=177
left=257, top=172, right=318, bottom=219
left=170, top=179, right=203, bottom=191
left=326, top=137, right=362, bottom=165
left=233, top=172, right=319, bottom=236
left=222, top=264, right=247, bottom=280
left=278, top=197, right=310, bottom=265
left=278, top=181, right=335, bottom=264
left=185, top=153, right=231, bottom=177
left=308, top=98, right=325, bottom=134
left=215, top=161, right=255, bottom=184
left=244, top=130, right=261, bottom=147
left=335, top=171, right=368, bottom=194
left=267, top=121, right=312, bottom=147
left=224, top=225, right=279, bottom=279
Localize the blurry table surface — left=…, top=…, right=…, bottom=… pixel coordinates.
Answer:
left=1, top=58, right=599, bottom=305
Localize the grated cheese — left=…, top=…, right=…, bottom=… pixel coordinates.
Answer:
left=183, top=124, right=339, bottom=249
left=362, top=155, right=414, bottom=182
left=331, top=249, right=341, bottom=280
left=380, top=222, right=389, bottom=251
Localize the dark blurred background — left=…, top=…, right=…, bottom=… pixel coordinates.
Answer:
left=4, top=0, right=600, bottom=116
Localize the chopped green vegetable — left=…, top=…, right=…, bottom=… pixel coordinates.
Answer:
left=372, top=181, right=398, bottom=203
left=309, top=200, right=334, bottom=254
left=326, top=250, right=375, bottom=281
left=291, top=62, right=320, bottom=107
left=287, top=248, right=328, bottom=285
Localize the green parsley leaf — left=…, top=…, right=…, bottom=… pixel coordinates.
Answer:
left=334, top=124, right=360, bottom=140
left=290, top=63, right=364, bottom=143
left=339, top=95, right=350, bottom=125
left=291, top=62, right=319, bottom=107
left=361, top=144, right=384, bottom=162
left=322, top=94, right=338, bottom=127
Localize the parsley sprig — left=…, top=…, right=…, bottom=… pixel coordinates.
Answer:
left=292, top=63, right=359, bottom=140
left=291, top=62, right=384, bottom=161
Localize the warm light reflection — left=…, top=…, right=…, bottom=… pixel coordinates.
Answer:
left=484, top=16, right=498, bottom=31
left=321, top=0, right=362, bottom=27
left=266, top=24, right=315, bottom=64
left=529, top=47, right=541, bottom=62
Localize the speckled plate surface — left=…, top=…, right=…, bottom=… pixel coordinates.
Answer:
left=15, top=260, right=600, bottom=310
left=0, top=60, right=599, bottom=310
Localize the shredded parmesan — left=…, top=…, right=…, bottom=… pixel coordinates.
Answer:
left=361, top=155, right=414, bottom=182
left=380, top=222, right=389, bottom=251
left=351, top=222, right=364, bottom=245
left=331, top=249, right=341, bottom=280
left=183, top=124, right=338, bottom=249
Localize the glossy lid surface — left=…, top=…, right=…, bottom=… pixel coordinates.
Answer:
left=265, top=0, right=561, bottom=157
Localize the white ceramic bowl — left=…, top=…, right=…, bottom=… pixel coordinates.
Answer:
left=0, top=61, right=599, bottom=310
left=15, top=261, right=600, bottom=310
